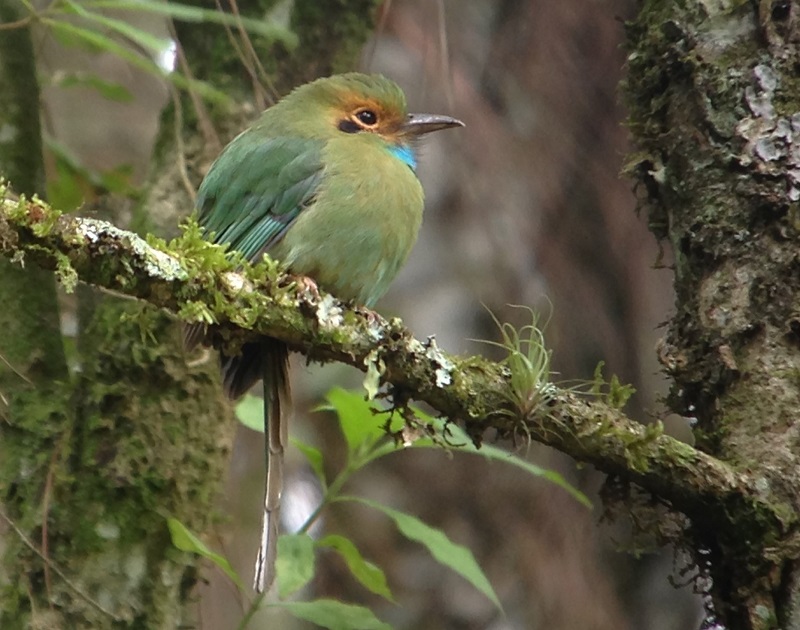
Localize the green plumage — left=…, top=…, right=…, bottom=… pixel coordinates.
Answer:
left=197, top=73, right=422, bottom=305
left=191, top=72, right=462, bottom=592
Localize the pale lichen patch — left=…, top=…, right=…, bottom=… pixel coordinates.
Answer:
left=95, top=521, right=121, bottom=540
left=362, top=349, right=385, bottom=400
left=366, top=318, right=384, bottom=341
left=424, top=336, right=454, bottom=388
left=76, top=218, right=187, bottom=281
left=736, top=64, right=800, bottom=200
left=316, top=293, right=343, bottom=329
left=220, top=271, right=252, bottom=294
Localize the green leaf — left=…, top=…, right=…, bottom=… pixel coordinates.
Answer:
left=80, top=0, right=298, bottom=48
left=408, top=410, right=591, bottom=509
left=321, top=389, right=589, bottom=507
left=166, top=517, right=244, bottom=589
left=47, top=157, right=86, bottom=212
left=44, top=137, right=136, bottom=207
left=271, top=599, right=391, bottom=630
left=235, top=394, right=264, bottom=432
left=479, top=443, right=592, bottom=508
left=42, top=18, right=231, bottom=105
left=47, top=18, right=105, bottom=53
left=344, top=497, right=502, bottom=612
left=276, top=533, right=315, bottom=597
left=98, top=164, right=136, bottom=195
left=292, top=437, right=326, bottom=486
left=317, top=534, right=394, bottom=602
left=322, top=388, right=387, bottom=457
left=54, top=71, right=134, bottom=102
left=61, top=0, right=170, bottom=54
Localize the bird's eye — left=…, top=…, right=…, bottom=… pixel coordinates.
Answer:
left=338, top=109, right=379, bottom=133
left=355, top=109, right=378, bottom=126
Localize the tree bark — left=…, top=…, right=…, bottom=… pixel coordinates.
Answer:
left=626, top=1, right=800, bottom=627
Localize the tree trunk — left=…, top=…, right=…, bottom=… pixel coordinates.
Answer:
left=0, top=0, right=67, bottom=396
left=626, top=1, right=800, bottom=627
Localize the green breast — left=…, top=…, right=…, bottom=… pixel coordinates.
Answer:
left=271, top=133, right=424, bottom=306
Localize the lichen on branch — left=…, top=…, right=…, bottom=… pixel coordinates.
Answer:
left=0, top=183, right=789, bottom=552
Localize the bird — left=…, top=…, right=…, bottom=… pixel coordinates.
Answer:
left=186, top=72, right=463, bottom=593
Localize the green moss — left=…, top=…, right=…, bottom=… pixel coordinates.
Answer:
left=590, top=362, right=636, bottom=410
left=0, top=385, right=71, bottom=519
left=2, top=192, right=59, bottom=230
left=611, top=420, right=667, bottom=474
left=279, top=0, right=382, bottom=85
left=1, top=293, right=231, bottom=625
left=178, top=300, right=217, bottom=325
left=54, top=250, right=78, bottom=292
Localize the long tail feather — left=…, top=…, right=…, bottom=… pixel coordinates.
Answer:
left=253, top=340, right=290, bottom=593
left=213, top=336, right=290, bottom=591
left=220, top=341, right=263, bottom=400
left=183, top=323, right=208, bottom=353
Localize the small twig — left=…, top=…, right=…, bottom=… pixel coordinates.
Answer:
left=40, top=427, right=71, bottom=607
left=168, top=22, right=220, bottom=152
left=0, top=16, right=32, bottom=30
left=236, top=592, right=266, bottom=630
left=211, top=525, right=247, bottom=614
left=0, top=507, right=122, bottom=621
left=213, top=0, right=264, bottom=107
left=226, top=0, right=277, bottom=107
left=0, top=351, right=33, bottom=384
left=170, top=84, right=197, bottom=204
left=41, top=444, right=62, bottom=603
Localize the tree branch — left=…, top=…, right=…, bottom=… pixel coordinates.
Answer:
left=0, top=185, right=790, bottom=549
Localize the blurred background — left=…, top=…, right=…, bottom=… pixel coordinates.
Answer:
left=33, top=0, right=699, bottom=627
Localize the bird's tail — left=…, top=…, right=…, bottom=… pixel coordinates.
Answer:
left=187, top=328, right=290, bottom=592
left=185, top=323, right=269, bottom=402
left=253, top=339, right=290, bottom=593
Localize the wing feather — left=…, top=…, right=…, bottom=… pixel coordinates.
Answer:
left=196, top=133, right=324, bottom=261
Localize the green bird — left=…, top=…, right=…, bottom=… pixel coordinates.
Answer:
left=187, top=73, right=463, bottom=592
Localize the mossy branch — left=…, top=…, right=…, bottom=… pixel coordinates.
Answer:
left=0, top=186, right=790, bottom=548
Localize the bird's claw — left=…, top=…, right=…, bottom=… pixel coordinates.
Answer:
left=292, top=275, right=321, bottom=301
left=356, top=305, right=382, bottom=326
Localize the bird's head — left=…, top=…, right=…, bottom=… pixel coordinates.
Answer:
left=278, top=73, right=463, bottom=166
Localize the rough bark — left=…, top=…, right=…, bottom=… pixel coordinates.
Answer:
left=625, top=1, right=800, bottom=627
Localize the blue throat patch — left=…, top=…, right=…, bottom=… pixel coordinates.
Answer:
left=388, top=144, right=417, bottom=170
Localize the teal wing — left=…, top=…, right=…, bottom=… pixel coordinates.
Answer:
left=194, top=132, right=318, bottom=593
left=196, top=132, right=325, bottom=261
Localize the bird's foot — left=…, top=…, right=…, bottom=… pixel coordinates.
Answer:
left=355, top=305, right=383, bottom=327
left=291, top=275, right=321, bottom=301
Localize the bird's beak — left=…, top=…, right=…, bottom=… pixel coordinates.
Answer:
left=402, top=113, right=464, bottom=136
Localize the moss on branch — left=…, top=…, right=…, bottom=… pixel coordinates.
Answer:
left=0, top=184, right=791, bottom=559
